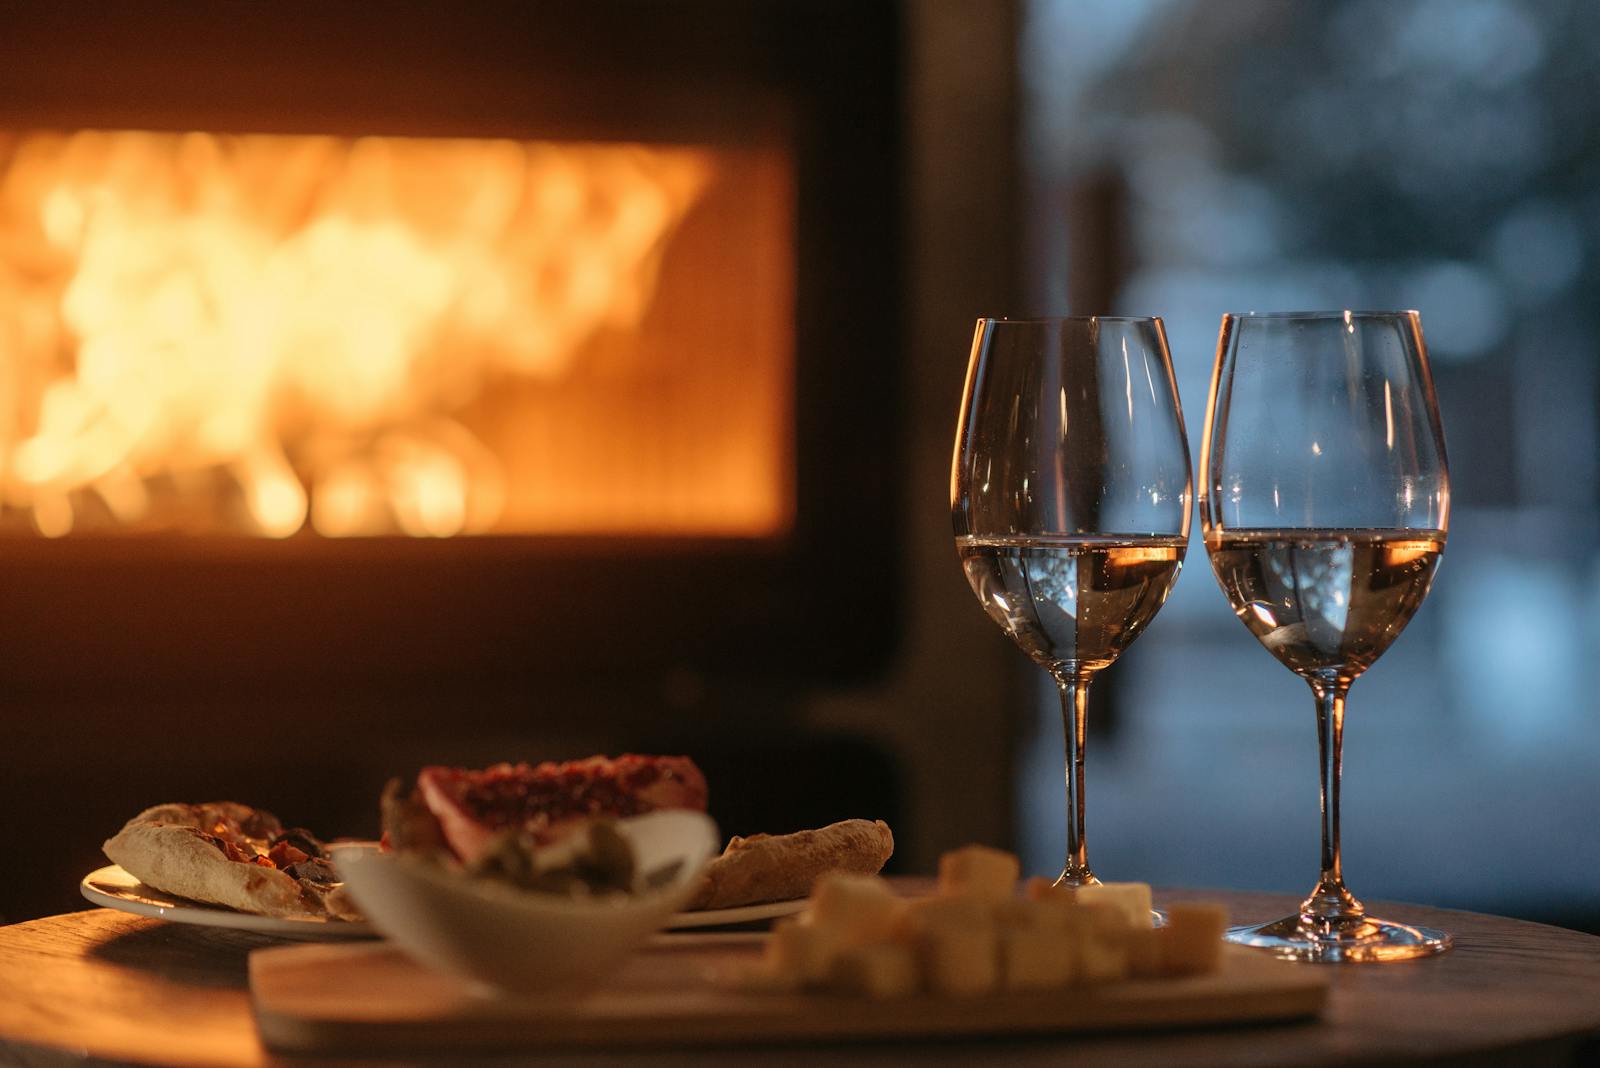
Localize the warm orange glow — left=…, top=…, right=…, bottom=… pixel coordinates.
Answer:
left=0, top=129, right=793, bottom=537
left=1384, top=540, right=1438, bottom=567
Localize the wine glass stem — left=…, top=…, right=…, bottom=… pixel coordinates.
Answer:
left=1055, top=673, right=1099, bottom=887
left=1305, top=676, right=1364, bottom=926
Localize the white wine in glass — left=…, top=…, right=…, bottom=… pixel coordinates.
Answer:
left=958, top=536, right=1187, bottom=675
left=1200, top=310, right=1451, bottom=962
left=952, top=317, right=1192, bottom=886
left=1207, top=529, right=1443, bottom=679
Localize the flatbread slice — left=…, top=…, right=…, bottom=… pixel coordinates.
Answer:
left=687, top=818, right=893, bottom=910
left=103, top=802, right=317, bottom=918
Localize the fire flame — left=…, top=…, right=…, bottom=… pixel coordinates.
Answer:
left=0, top=130, right=712, bottom=536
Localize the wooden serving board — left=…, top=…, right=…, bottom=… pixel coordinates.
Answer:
left=250, top=933, right=1329, bottom=1054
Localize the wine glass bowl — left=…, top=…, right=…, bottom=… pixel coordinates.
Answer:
left=952, top=316, right=1191, bottom=887
left=1200, top=310, right=1450, bottom=962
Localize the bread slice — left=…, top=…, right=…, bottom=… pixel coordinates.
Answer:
left=687, top=818, right=893, bottom=910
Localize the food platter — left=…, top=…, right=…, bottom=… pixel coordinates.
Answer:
left=250, top=938, right=1332, bottom=1053
left=81, top=865, right=804, bottom=938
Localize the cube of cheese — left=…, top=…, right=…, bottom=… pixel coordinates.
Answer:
left=1124, top=926, right=1165, bottom=979
left=895, top=894, right=991, bottom=939
left=1017, top=879, right=1084, bottom=932
left=1072, top=882, right=1155, bottom=930
left=895, top=896, right=999, bottom=995
left=999, top=927, right=1076, bottom=991
left=1163, top=902, right=1228, bottom=976
left=937, top=844, right=1020, bottom=903
left=991, top=898, right=1065, bottom=931
left=830, top=942, right=921, bottom=999
left=917, top=923, right=1000, bottom=996
left=1023, top=876, right=1071, bottom=903
left=762, top=916, right=845, bottom=986
left=809, top=874, right=904, bottom=946
left=1060, top=903, right=1130, bottom=982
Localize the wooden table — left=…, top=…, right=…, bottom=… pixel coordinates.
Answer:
left=2, top=889, right=1598, bottom=1066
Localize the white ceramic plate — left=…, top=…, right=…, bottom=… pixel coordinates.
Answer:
left=82, top=861, right=806, bottom=938
left=80, top=865, right=375, bottom=939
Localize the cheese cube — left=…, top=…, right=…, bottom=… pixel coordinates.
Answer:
left=992, top=898, right=1064, bottom=931
left=895, top=896, right=1000, bottom=995
left=895, top=894, right=991, bottom=939
left=830, top=942, right=921, bottom=999
left=809, top=874, right=904, bottom=946
left=1163, top=902, right=1227, bottom=976
left=1016, top=879, right=1085, bottom=932
left=1072, top=882, right=1155, bottom=930
left=1023, top=876, right=1071, bottom=903
left=1060, top=903, right=1130, bottom=982
left=1000, top=928, right=1075, bottom=990
left=1124, top=927, right=1165, bottom=979
left=917, top=923, right=1000, bottom=996
left=763, top=917, right=844, bottom=986
left=937, top=844, right=1020, bottom=903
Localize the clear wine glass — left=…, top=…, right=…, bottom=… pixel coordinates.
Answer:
left=1200, top=310, right=1450, bottom=962
left=952, top=317, right=1192, bottom=886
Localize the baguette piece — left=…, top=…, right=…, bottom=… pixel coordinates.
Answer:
left=687, top=819, right=893, bottom=910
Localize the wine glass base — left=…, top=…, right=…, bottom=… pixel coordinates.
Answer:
left=1052, top=871, right=1102, bottom=888
left=1225, top=914, right=1451, bottom=963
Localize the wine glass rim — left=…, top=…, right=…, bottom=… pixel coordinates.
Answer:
left=976, top=315, right=1163, bottom=325
left=1222, top=309, right=1420, bottom=321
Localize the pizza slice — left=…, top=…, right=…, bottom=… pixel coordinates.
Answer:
left=102, top=801, right=363, bottom=920
left=384, top=754, right=710, bottom=864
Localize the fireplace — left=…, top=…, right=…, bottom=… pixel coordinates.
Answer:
left=0, top=1, right=901, bottom=697
left=0, top=130, right=791, bottom=541
left=0, top=1, right=908, bottom=922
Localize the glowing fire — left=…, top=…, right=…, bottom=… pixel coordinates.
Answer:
left=0, top=129, right=726, bottom=537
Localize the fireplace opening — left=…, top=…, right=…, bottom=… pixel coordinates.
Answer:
left=0, top=129, right=793, bottom=540
left=0, top=1, right=899, bottom=696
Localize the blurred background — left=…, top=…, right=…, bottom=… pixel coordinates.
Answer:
left=1009, top=0, right=1600, bottom=933
left=0, top=0, right=1594, bottom=934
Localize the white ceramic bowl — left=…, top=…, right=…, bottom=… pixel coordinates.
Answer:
left=332, top=810, right=719, bottom=994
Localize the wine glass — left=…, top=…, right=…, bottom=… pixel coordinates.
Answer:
left=952, top=317, right=1192, bottom=886
left=1199, top=310, right=1450, bottom=962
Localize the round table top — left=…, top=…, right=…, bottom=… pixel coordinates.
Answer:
left=2, top=887, right=1598, bottom=1067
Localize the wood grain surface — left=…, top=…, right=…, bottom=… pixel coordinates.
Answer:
left=1, top=887, right=1598, bottom=1067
